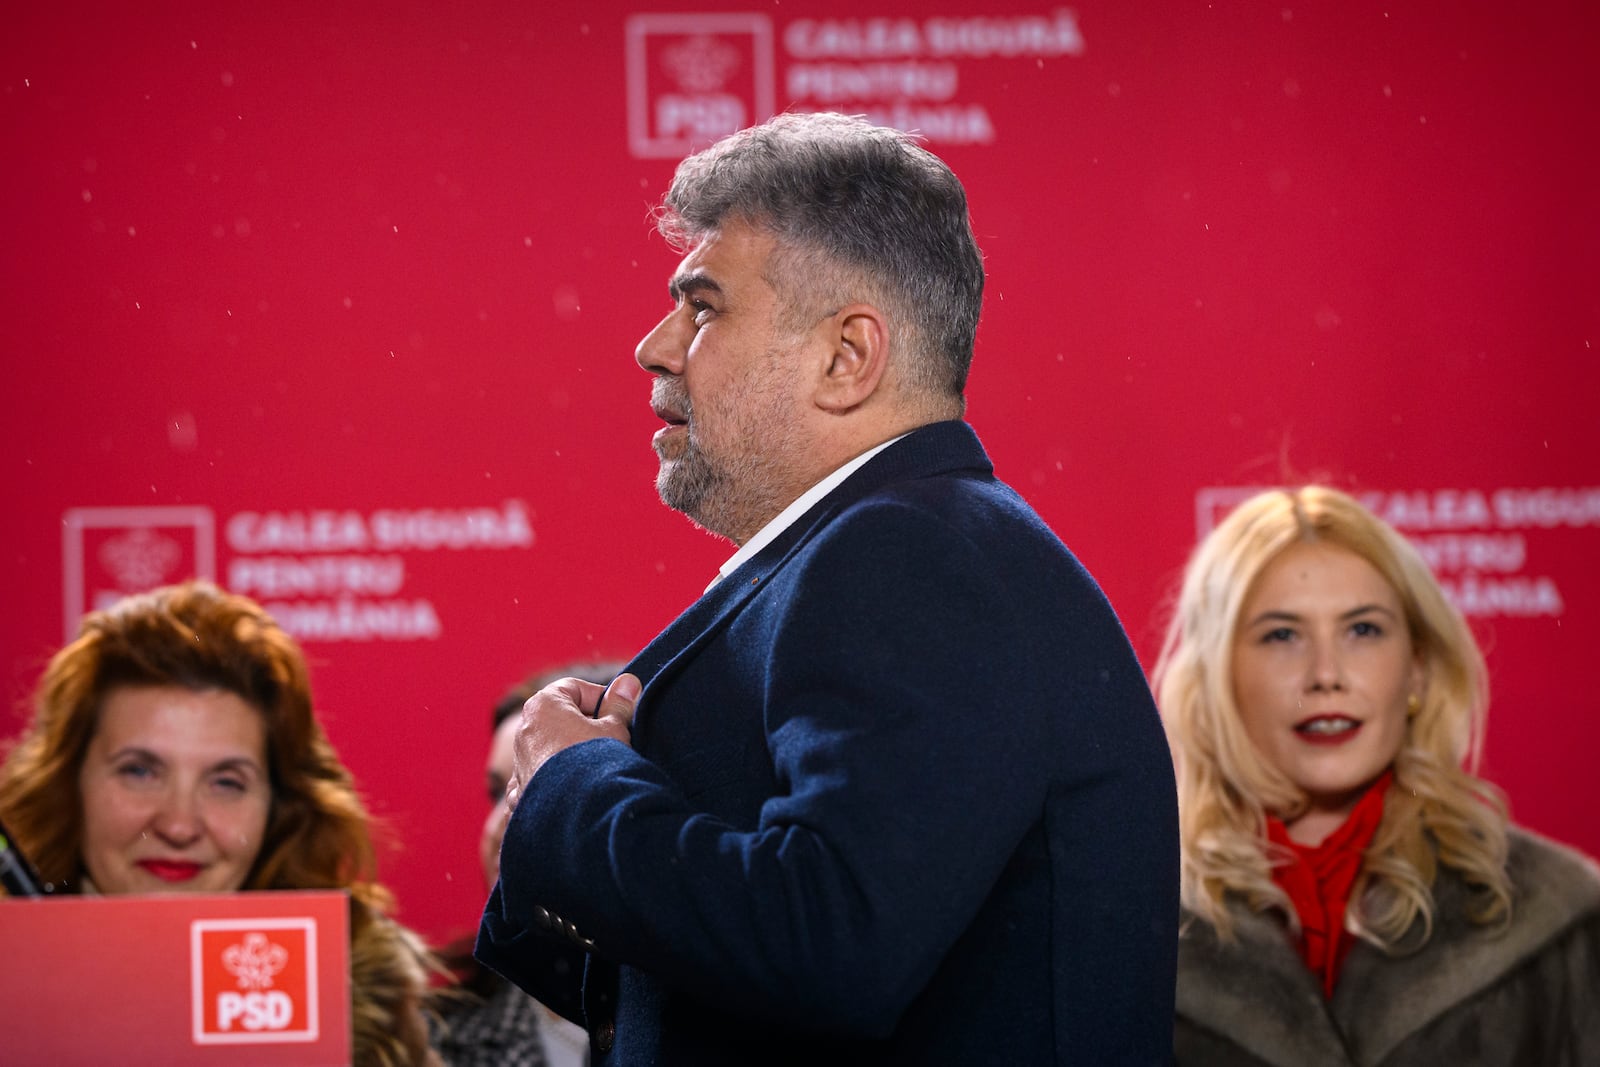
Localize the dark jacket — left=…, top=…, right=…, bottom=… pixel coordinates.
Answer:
left=478, top=420, right=1179, bottom=1065
left=1175, top=826, right=1600, bottom=1066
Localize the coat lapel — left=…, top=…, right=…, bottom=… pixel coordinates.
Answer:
left=623, top=420, right=993, bottom=748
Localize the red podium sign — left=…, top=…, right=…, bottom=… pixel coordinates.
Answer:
left=0, top=891, right=350, bottom=1066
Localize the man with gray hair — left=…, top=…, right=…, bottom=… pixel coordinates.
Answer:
left=477, top=112, right=1178, bottom=1065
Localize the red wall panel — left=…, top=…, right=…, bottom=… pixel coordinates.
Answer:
left=4, top=1, right=1596, bottom=946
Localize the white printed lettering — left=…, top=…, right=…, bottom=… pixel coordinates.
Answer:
left=925, top=11, right=1086, bottom=58
left=228, top=555, right=406, bottom=598
left=227, top=511, right=370, bottom=553
left=265, top=598, right=443, bottom=641
left=788, top=62, right=959, bottom=102
left=1492, top=487, right=1600, bottom=529
left=1359, top=489, right=1491, bottom=532
left=368, top=501, right=535, bottom=551
left=785, top=18, right=924, bottom=59
left=654, top=94, right=746, bottom=141
left=1442, top=575, right=1565, bottom=618
left=862, top=103, right=996, bottom=143
left=1409, top=534, right=1527, bottom=574
left=217, top=990, right=294, bottom=1031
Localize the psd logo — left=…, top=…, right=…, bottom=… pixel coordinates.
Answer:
left=62, top=506, right=215, bottom=642
left=191, top=918, right=319, bottom=1045
left=626, top=13, right=774, bottom=158
left=1192, top=487, right=1270, bottom=537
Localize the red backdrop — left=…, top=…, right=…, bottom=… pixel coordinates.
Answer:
left=5, top=1, right=1597, bottom=947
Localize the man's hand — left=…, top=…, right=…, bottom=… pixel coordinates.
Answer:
left=504, top=672, right=640, bottom=813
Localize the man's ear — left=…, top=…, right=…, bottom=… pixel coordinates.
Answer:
left=814, top=303, right=889, bottom=413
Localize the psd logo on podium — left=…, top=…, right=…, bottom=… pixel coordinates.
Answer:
left=192, top=918, right=319, bottom=1045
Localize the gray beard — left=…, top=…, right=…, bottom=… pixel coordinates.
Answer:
left=655, top=431, right=723, bottom=532
left=649, top=346, right=804, bottom=544
left=652, top=387, right=713, bottom=527
left=656, top=432, right=788, bottom=545
left=654, top=401, right=800, bottom=545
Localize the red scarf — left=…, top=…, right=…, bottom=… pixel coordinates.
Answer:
left=1266, top=769, right=1392, bottom=999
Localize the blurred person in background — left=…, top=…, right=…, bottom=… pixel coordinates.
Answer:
left=1155, top=486, right=1600, bottom=1065
left=435, top=661, right=622, bottom=1067
left=0, top=580, right=442, bottom=1067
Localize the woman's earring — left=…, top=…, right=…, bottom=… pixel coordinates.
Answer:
left=1406, top=693, right=1421, bottom=717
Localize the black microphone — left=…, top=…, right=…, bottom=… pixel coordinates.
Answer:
left=0, top=817, right=48, bottom=897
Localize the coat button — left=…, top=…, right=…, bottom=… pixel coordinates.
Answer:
left=532, top=905, right=554, bottom=930
left=560, top=918, right=596, bottom=949
left=594, top=1019, right=615, bottom=1053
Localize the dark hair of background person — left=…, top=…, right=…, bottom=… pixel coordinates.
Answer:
left=444, top=659, right=626, bottom=997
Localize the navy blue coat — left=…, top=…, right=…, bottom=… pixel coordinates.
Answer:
left=477, top=420, right=1178, bottom=1064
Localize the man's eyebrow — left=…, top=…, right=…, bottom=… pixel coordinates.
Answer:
left=668, top=271, right=721, bottom=302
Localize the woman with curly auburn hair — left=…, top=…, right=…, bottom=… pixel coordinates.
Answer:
left=1154, top=485, right=1599, bottom=1066
left=0, top=580, right=442, bottom=1067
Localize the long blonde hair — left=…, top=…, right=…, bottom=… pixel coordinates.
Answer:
left=1152, top=486, right=1510, bottom=949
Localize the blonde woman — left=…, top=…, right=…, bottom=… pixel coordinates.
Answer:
left=1154, top=486, right=1598, bottom=1065
left=0, top=581, right=441, bottom=1067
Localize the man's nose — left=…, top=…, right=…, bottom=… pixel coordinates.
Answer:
left=636, top=310, right=687, bottom=375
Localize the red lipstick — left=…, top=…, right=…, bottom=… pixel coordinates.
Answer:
left=138, top=859, right=203, bottom=882
left=1293, top=715, right=1363, bottom=746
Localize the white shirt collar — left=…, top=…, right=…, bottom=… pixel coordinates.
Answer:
left=707, top=433, right=909, bottom=592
